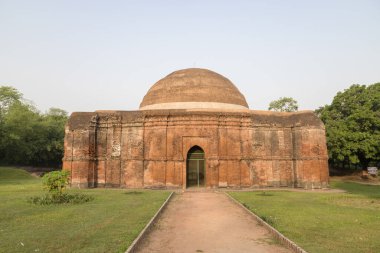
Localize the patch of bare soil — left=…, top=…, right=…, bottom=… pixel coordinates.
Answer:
left=136, top=192, right=291, bottom=253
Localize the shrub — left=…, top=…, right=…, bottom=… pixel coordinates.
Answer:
left=28, top=193, right=94, bottom=205
left=42, top=170, right=70, bottom=196
left=29, top=170, right=94, bottom=205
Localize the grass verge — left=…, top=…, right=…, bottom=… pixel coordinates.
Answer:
left=0, top=167, right=171, bottom=253
left=229, top=182, right=380, bottom=253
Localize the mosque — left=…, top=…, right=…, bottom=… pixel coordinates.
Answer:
left=63, top=68, right=329, bottom=189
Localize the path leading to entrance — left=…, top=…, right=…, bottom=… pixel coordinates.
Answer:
left=136, top=192, right=291, bottom=253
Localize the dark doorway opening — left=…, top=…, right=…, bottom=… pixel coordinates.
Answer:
left=186, top=146, right=205, bottom=187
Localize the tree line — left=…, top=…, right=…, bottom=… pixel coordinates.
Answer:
left=1, top=83, right=379, bottom=170
left=0, top=86, right=68, bottom=167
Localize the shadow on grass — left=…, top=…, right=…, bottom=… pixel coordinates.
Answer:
left=124, top=191, right=143, bottom=195
left=331, top=181, right=380, bottom=199
left=256, top=192, right=275, bottom=197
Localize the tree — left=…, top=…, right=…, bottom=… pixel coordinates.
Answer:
left=268, top=97, right=299, bottom=112
left=38, top=108, right=68, bottom=166
left=0, top=102, right=41, bottom=164
left=0, top=86, right=22, bottom=112
left=0, top=86, right=68, bottom=167
left=0, top=86, right=23, bottom=156
left=317, top=83, right=380, bottom=170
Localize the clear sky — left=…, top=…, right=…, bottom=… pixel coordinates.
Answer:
left=1, top=0, right=379, bottom=113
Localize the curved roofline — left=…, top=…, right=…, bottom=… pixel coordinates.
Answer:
left=140, top=101, right=248, bottom=110
left=139, top=68, right=249, bottom=110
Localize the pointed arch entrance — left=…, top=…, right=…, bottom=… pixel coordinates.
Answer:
left=186, top=146, right=205, bottom=187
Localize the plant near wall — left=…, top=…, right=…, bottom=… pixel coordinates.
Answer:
left=42, top=170, right=70, bottom=197
left=29, top=170, right=93, bottom=205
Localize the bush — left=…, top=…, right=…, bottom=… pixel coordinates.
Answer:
left=29, top=170, right=94, bottom=205
left=28, top=193, right=94, bottom=205
left=42, top=170, right=70, bottom=196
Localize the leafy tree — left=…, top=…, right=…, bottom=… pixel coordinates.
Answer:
left=317, top=83, right=380, bottom=170
left=0, top=86, right=22, bottom=112
left=38, top=108, right=68, bottom=166
left=0, top=102, right=41, bottom=164
left=0, top=86, right=23, bottom=156
left=0, top=86, right=68, bottom=167
left=268, top=97, right=299, bottom=112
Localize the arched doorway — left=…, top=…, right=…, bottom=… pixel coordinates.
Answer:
left=186, top=146, right=205, bottom=187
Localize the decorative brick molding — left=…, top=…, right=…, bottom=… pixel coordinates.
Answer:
left=125, top=192, right=174, bottom=253
left=225, top=192, right=308, bottom=253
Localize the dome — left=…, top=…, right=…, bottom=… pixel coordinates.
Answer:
left=139, top=68, right=249, bottom=110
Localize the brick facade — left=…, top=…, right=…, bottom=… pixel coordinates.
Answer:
left=63, top=109, right=329, bottom=189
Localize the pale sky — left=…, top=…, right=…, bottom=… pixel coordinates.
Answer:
left=1, top=0, right=379, bottom=113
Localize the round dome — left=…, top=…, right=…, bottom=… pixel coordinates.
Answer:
left=139, top=68, right=249, bottom=110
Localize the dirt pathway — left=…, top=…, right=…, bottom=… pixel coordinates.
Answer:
left=136, top=191, right=291, bottom=253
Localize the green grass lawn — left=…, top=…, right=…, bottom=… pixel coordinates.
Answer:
left=0, top=167, right=171, bottom=253
left=229, top=181, right=380, bottom=253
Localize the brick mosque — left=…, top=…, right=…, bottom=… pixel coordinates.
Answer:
left=63, top=68, right=329, bottom=189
